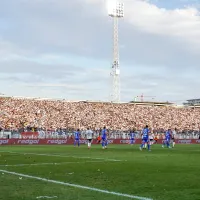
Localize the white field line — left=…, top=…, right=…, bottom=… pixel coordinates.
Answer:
left=36, top=196, right=57, bottom=199
left=0, top=169, right=153, bottom=200
left=0, top=151, right=122, bottom=162
left=0, top=160, right=106, bottom=167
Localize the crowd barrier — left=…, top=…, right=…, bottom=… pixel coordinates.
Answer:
left=0, top=139, right=200, bottom=145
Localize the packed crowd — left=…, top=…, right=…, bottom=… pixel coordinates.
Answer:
left=0, top=97, right=200, bottom=134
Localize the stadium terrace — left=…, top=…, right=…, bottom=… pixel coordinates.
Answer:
left=0, top=96, right=200, bottom=135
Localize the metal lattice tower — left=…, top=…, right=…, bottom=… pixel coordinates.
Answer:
left=108, top=2, right=124, bottom=103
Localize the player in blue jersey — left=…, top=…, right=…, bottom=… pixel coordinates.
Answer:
left=129, top=129, right=135, bottom=145
left=101, top=126, right=107, bottom=149
left=162, top=129, right=172, bottom=148
left=74, top=129, right=80, bottom=147
left=140, top=125, right=151, bottom=151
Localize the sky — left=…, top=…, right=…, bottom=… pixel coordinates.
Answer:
left=0, top=0, right=200, bottom=103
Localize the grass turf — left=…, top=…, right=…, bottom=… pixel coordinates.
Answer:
left=0, top=144, right=200, bottom=200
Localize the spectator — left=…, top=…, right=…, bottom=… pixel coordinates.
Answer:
left=0, top=97, right=200, bottom=135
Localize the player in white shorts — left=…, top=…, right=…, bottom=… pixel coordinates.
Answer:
left=86, top=128, right=93, bottom=149
left=171, top=129, right=176, bottom=148
left=149, top=134, right=154, bottom=145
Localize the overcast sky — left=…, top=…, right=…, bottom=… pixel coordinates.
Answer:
left=0, top=0, right=200, bottom=103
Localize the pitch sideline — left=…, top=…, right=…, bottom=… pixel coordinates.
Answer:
left=0, top=169, right=153, bottom=200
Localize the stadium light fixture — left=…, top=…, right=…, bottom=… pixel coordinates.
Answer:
left=107, top=1, right=124, bottom=103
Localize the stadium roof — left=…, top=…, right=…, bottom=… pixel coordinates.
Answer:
left=82, top=100, right=174, bottom=106
left=187, top=99, right=200, bottom=101
left=0, top=95, right=174, bottom=106
left=129, top=101, right=173, bottom=105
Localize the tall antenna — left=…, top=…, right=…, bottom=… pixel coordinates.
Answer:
left=108, top=1, right=124, bottom=103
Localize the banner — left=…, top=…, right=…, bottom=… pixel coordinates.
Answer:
left=21, top=132, right=39, bottom=139
left=0, top=139, right=200, bottom=145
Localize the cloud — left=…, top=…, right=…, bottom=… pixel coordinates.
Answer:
left=25, top=83, right=85, bottom=90
left=124, top=0, right=200, bottom=43
left=0, top=0, right=200, bottom=102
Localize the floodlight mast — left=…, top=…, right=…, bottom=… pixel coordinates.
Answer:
left=108, top=2, right=124, bottom=103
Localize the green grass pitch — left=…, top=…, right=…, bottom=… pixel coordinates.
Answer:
left=0, top=144, right=200, bottom=200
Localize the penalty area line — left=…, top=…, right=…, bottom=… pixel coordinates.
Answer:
left=0, top=160, right=106, bottom=167
left=0, top=169, right=153, bottom=200
left=0, top=151, right=122, bottom=162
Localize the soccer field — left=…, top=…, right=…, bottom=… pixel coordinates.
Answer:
left=0, top=144, right=200, bottom=200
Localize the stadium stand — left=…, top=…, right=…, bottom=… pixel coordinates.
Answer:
left=0, top=97, right=200, bottom=139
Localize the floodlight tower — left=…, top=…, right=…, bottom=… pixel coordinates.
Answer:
left=108, top=1, right=124, bottom=103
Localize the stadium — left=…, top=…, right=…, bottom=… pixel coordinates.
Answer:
left=1, top=95, right=200, bottom=200
left=1, top=1, right=200, bottom=200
